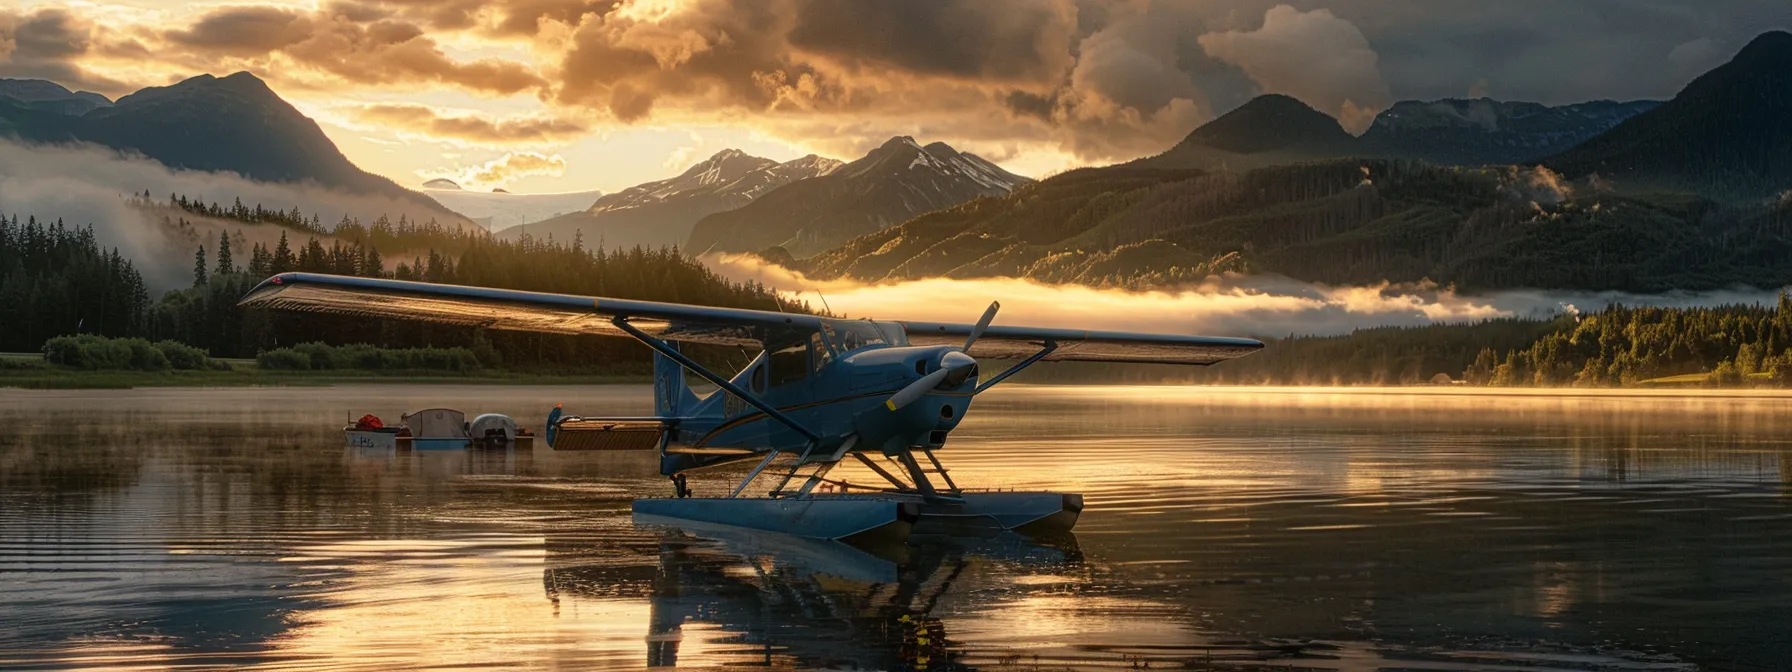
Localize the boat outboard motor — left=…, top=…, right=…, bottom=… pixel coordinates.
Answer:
left=469, top=413, right=520, bottom=448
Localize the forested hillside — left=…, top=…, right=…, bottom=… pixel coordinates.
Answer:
left=796, top=160, right=1792, bottom=292
left=3, top=197, right=802, bottom=370
left=1024, top=297, right=1792, bottom=388
left=1546, top=31, right=1792, bottom=199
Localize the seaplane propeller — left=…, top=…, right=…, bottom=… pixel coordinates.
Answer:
left=885, top=301, right=999, bottom=411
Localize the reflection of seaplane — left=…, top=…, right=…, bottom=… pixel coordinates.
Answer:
left=542, top=522, right=1082, bottom=670
left=242, top=273, right=1261, bottom=544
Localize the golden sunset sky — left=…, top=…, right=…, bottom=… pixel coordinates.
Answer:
left=4, top=0, right=1782, bottom=193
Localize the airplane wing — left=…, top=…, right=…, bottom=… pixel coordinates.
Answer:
left=238, top=272, right=817, bottom=347
left=902, top=322, right=1261, bottom=365
left=238, top=273, right=1262, bottom=364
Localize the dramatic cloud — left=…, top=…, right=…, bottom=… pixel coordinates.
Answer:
left=0, top=9, right=129, bottom=95
left=349, top=104, right=591, bottom=144
left=786, top=0, right=1077, bottom=85
left=422, top=151, right=568, bottom=188
left=161, top=5, right=545, bottom=95
left=8, top=0, right=1789, bottom=178
left=1197, top=5, right=1391, bottom=133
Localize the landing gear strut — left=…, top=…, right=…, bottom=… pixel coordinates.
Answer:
left=671, top=473, right=692, bottom=499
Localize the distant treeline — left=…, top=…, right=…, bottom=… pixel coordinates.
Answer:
left=257, top=342, right=482, bottom=372
left=4, top=193, right=806, bottom=371
left=1021, top=298, right=1792, bottom=387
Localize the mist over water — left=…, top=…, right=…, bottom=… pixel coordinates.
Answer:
left=0, top=140, right=456, bottom=290
left=704, top=253, right=1790, bottom=338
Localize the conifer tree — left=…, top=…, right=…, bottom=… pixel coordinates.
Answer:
left=193, top=246, right=208, bottom=286
left=216, top=231, right=234, bottom=275
left=272, top=232, right=295, bottom=273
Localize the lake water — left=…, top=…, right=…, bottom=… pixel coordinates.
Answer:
left=3, top=384, right=1791, bottom=671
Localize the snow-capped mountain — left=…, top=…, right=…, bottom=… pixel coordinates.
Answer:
left=501, top=149, right=841, bottom=249
left=685, top=137, right=1030, bottom=257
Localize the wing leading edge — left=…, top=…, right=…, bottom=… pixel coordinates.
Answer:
left=238, top=273, right=1263, bottom=365
left=903, top=322, right=1261, bottom=365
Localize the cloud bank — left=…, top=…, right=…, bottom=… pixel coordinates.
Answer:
left=702, top=253, right=1790, bottom=340
left=421, top=152, right=569, bottom=189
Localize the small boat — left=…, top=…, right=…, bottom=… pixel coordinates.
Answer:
left=344, top=409, right=534, bottom=451
left=344, top=414, right=404, bottom=450
left=402, top=408, right=470, bottom=450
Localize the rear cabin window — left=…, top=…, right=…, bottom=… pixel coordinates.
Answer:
left=767, top=341, right=809, bottom=387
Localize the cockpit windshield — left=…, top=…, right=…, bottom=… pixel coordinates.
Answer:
left=820, top=319, right=902, bottom=354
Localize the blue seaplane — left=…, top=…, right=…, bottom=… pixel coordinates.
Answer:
left=241, top=273, right=1262, bottom=545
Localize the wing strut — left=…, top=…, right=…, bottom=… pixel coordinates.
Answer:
left=975, top=341, right=1059, bottom=394
left=611, top=316, right=821, bottom=445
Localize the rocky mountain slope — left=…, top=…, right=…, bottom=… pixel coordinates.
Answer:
left=685, top=137, right=1029, bottom=257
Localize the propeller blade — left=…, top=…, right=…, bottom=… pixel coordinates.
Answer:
left=886, top=368, right=950, bottom=411
left=964, top=301, right=1001, bottom=350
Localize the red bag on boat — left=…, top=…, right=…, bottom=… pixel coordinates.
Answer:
left=355, top=414, right=384, bottom=430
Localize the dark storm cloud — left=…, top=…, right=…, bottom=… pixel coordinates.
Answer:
left=556, top=0, right=808, bottom=120
left=786, top=0, right=1076, bottom=84
left=1313, top=0, right=1792, bottom=103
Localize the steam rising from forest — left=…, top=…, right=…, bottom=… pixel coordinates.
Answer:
left=0, top=139, right=452, bottom=290
left=704, top=253, right=1790, bottom=338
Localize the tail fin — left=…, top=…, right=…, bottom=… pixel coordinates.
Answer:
left=654, top=344, right=699, bottom=418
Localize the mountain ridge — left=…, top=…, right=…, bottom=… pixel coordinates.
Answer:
left=790, top=32, right=1792, bottom=294
left=0, top=79, right=112, bottom=116
left=1545, top=30, right=1792, bottom=198
left=1137, top=92, right=1660, bottom=171
left=685, top=136, right=1030, bottom=257
left=1362, top=98, right=1661, bottom=165
left=499, top=149, right=843, bottom=248
left=0, top=72, right=461, bottom=222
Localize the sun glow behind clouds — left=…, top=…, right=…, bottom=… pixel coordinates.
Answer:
left=702, top=253, right=1790, bottom=339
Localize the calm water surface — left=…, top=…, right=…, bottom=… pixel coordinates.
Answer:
left=3, top=385, right=1791, bottom=671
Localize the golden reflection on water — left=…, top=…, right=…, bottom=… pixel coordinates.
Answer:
left=2, top=384, right=1790, bottom=670
left=261, top=538, right=671, bottom=671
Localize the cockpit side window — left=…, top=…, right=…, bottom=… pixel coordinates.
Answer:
left=810, top=331, right=832, bottom=373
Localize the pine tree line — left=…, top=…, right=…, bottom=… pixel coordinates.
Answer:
left=0, top=216, right=151, bottom=353
left=5, top=194, right=805, bottom=369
